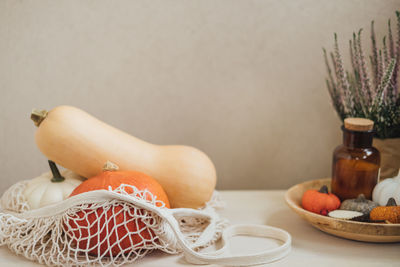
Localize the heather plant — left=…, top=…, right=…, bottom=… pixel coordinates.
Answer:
left=323, top=11, right=400, bottom=139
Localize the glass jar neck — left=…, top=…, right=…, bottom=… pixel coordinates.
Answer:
left=342, top=126, right=374, bottom=148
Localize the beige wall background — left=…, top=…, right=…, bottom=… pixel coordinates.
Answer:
left=0, top=0, right=399, bottom=194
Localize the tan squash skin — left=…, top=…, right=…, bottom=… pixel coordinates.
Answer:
left=33, top=105, right=216, bottom=208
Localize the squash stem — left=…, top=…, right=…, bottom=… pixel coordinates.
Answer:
left=48, top=160, right=65, bottom=182
left=31, top=109, right=48, bottom=127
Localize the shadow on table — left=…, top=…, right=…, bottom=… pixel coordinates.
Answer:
left=264, top=209, right=400, bottom=261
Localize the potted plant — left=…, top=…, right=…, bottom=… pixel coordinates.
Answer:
left=323, top=11, right=400, bottom=179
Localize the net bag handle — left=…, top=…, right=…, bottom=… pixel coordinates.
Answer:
left=162, top=208, right=291, bottom=266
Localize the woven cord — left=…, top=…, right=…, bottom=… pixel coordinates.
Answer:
left=0, top=183, right=291, bottom=266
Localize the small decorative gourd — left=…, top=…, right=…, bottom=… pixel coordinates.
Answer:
left=23, top=160, right=85, bottom=209
left=370, top=198, right=400, bottom=224
left=372, top=172, right=400, bottom=206
left=340, top=194, right=378, bottom=214
left=302, top=185, right=341, bottom=215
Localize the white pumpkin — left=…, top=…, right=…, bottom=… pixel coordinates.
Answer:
left=24, top=161, right=85, bottom=209
left=372, top=172, right=400, bottom=206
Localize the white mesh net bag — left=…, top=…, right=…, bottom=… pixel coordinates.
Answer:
left=0, top=181, right=291, bottom=266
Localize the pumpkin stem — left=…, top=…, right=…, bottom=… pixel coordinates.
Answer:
left=31, top=109, right=48, bottom=127
left=319, top=185, right=329, bottom=194
left=48, top=160, right=65, bottom=182
left=103, top=161, right=119, bottom=171
left=386, top=198, right=397, bottom=206
left=356, top=194, right=366, bottom=202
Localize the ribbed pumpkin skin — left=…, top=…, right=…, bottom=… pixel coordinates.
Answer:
left=66, top=170, right=170, bottom=256
left=24, top=170, right=84, bottom=209
left=372, top=176, right=400, bottom=206
left=69, top=170, right=170, bottom=208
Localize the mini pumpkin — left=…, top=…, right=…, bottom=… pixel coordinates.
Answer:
left=65, top=161, right=170, bottom=256
left=302, top=185, right=341, bottom=215
left=369, top=198, right=400, bottom=224
left=372, top=172, right=400, bottom=206
left=340, top=194, right=378, bottom=214
left=23, top=160, right=84, bottom=209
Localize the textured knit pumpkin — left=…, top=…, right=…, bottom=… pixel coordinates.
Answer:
left=369, top=198, right=400, bottom=224
left=372, top=172, right=400, bottom=206
left=65, top=162, right=170, bottom=256
left=340, top=194, right=378, bottom=214
left=302, top=185, right=341, bottom=215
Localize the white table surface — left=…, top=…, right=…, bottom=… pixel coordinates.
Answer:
left=0, top=190, right=399, bottom=267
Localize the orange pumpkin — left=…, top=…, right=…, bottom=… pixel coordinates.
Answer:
left=65, top=162, right=170, bottom=256
left=302, top=185, right=341, bottom=215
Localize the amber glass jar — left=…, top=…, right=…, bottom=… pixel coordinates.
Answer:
left=331, top=118, right=380, bottom=201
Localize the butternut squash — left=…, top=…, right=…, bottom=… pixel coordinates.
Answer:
left=31, top=105, right=216, bottom=208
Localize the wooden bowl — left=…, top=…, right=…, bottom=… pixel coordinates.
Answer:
left=285, top=178, right=400, bottom=243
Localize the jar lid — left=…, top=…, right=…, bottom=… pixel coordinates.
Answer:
left=344, top=118, right=374, bottom=131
